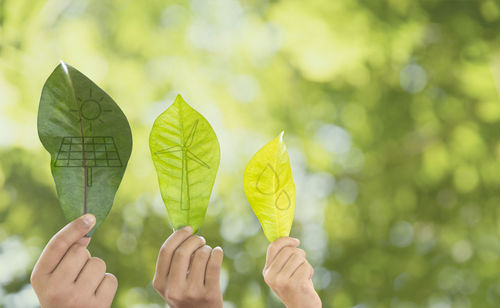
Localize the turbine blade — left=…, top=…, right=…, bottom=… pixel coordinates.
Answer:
left=186, top=150, right=210, bottom=168
left=184, top=120, right=199, bottom=147
left=155, top=146, right=182, bottom=155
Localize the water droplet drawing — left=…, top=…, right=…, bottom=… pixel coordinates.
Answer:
left=256, top=164, right=280, bottom=195
left=255, top=163, right=291, bottom=210
left=275, top=190, right=291, bottom=210
left=155, top=120, right=210, bottom=210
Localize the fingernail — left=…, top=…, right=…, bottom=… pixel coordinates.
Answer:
left=214, top=246, right=223, bottom=252
left=82, top=214, right=96, bottom=227
left=183, top=226, right=193, bottom=233
left=199, top=236, right=206, bottom=243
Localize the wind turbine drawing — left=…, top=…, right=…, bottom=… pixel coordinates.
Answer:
left=154, top=119, right=210, bottom=210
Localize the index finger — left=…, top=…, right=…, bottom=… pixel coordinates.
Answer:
left=264, top=237, right=300, bottom=270
left=33, top=214, right=96, bottom=276
left=154, top=226, right=194, bottom=283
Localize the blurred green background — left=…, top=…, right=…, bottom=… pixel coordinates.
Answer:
left=1, top=0, right=500, bottom=307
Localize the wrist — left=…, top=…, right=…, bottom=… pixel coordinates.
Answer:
left=282, top=290, right=321, bottom=308
left=286, top=300, right=321, bottom=308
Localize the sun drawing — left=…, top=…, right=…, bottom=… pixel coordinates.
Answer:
left=71, top=88, right=112, bottom=132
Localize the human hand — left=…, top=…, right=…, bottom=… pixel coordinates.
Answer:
left=263, top=237, right=322, bottom=308
left=153, top=226, right=224, bottom=308
left=30, top=214, right=118, bottom=308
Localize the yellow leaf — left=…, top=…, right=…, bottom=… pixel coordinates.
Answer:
left=243, top=131, right=296, bottom=242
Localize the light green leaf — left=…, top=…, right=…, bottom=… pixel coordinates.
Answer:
left=37, top=61, right=133, bottom=235
left=149, top=95, right=220, bottom=232
left=243, top=131, right=296, bottom=242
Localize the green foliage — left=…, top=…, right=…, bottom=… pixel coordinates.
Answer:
left=37, top=62, right=132, bottom=235
left=244, top=132, right=296, bottom=242
left=150, top=94, right=220, bottom=232
left=2, top=0, right=500, bottom=307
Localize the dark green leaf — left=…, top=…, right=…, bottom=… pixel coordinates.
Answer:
left=37, top=61, right=132, bottom=235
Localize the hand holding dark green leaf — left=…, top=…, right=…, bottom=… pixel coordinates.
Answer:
left=37, top=61, right=132, bottom=235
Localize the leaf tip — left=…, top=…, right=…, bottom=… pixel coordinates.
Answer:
left=277, top=131, right=287, bottom=152
left=172, top=94, right=189, bottom=109
left=174, top=93, right=185, bottom=103
left=58, top=60, right=69, bottom=73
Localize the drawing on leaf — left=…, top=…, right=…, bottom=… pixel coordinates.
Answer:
left=54, top=136, right=123, bottom=187
left=55, top=77, right=121, bottom=188
left=70, top=88, right=112, bottom=132
left=149, top=94, right=220, bottom=232
left=154, top=119, right=210, bottom=210
left=243, top=131, right=296, bottom=242
left=255, top=163, right=292, bottom=210
left=38, top=61, right=132, bottom=235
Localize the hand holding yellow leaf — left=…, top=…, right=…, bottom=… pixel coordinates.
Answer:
left=243, top=131, right=296, bottom=242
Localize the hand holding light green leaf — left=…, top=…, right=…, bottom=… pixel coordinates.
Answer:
left=37, top=61, right=132, bottom=235
left=150, top=95, right=220, bottom=232
left=243, top=132, right=296, bottom=242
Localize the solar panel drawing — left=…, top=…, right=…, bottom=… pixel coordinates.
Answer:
left=54, top=136, right=123, bottom=187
